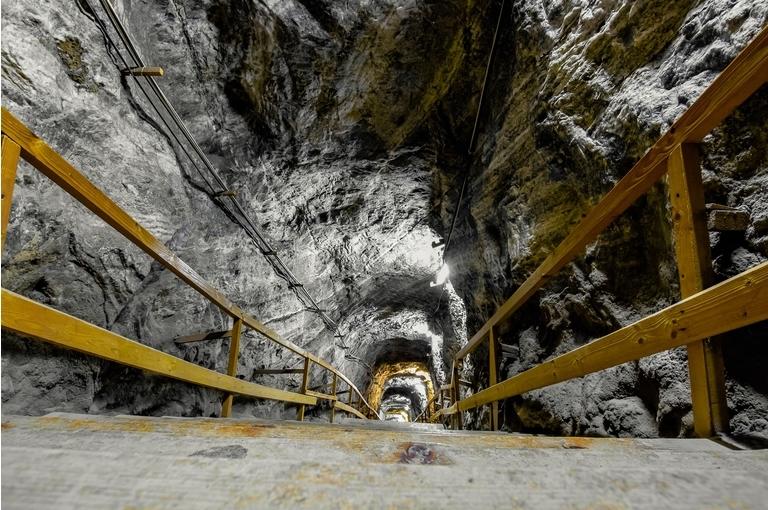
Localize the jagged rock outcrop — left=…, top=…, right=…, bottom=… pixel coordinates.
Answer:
left=2, top=0, right=766, bottom=441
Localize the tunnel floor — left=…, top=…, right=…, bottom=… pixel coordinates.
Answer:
left=2, top=413, right=766, bottom=509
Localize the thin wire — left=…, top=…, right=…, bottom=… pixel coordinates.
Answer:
left=442, top=0, right=506, bottom=262
left=85, top=0, right=338, bottom=331
left=434, top=0, right=506, bottom=317
left=76, top=0, right=218, bottom=198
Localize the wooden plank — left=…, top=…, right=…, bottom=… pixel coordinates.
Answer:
left=251, top=368, right=305, bottom=375
left=1, top=135, right=21, bottom=249
left=0, top=290, right=317, bottom=406
left=488, top=326, right=499, bottom=431
left=330, top=373, right=338, bottom=424
left=456, top=261, right=768, bottom=413
left=433, top=405, right=457, bottom=419
left=5, top=413, right=768, bottom=509
left=452, top=363, right=462, bottom=429
left=173, top=330, right=231, bottom=344
left=668, top=144, right=728, bottom=437
left=122, top=66, right=164, bottom=77
left=456, top=26, right=768, bottom=361
left=305, top=390, right=338, bottom=401
left=221, top=318, right=242, bottom=418
left=297, top=358, right=311, bottom=421
left=668, top=145, right=713, bottom=296
left=333, top=400, right=366, bottom=420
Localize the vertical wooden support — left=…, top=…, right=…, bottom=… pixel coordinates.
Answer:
left=297, top=357, right=311, bottom=421
left=221, top=318, right=243, bottom=417
left=329, top=373, right=338, bottom=424
left=488, top=327, right=499, bottom=431
left=452, top=362, right=463, bottom=430
left=1, top=135, right=21, bottom=250
left=668, top=143, right=729, bottom=437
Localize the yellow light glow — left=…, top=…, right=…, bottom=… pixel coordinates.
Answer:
left=367, top=361, right=435, bottom=417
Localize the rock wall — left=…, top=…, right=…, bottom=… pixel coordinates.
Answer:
left=1, top=0, right=480, bottom=418
left=2, top=0, right=766, bottom=440
left=448, top=0, right=768, bottom=441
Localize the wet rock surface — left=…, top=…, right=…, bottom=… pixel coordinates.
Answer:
left=2, top=0, right=766, bottom=441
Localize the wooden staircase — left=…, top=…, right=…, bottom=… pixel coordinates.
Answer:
left=3, top=412, right=767, bottom=509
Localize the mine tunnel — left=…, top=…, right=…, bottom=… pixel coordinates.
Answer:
left=1, top=0, right=768, bottom=507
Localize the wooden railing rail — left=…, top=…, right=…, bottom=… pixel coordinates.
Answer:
left=0, top=108, right=377, bottom=421
left=437, top=262, right=768, bottom=414
left=438, top=25, right=768, bottom=436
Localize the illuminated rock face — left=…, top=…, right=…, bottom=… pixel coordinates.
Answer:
left=1, top=0, right=767, bottom=442
left=367, top=362, right=435, bottom=421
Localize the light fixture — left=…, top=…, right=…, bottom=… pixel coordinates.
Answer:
left=430, top=263, right=450, bottom=287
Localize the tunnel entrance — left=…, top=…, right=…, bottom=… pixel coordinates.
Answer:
left=367, top=362, right=435, bottom=422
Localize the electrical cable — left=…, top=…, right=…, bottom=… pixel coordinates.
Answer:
left=433, top=0, right=506, bottom=317
left=82, top=0, right=338, bottom=331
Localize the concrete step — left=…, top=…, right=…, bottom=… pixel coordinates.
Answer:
left=2, top=413, right=767, bottom=509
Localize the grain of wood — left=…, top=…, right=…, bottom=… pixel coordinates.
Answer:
left=1, top=135, right=21, bottom=249
left=221, top=318, right=243, bottom=417
left=668, top=144, right=728, bottom=437
left=4, top=413, right=766, bottom=509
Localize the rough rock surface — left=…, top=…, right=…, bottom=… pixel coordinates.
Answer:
left=450, top=0, right=768, bottom=441
left=1, top=0, right=766, bottom=441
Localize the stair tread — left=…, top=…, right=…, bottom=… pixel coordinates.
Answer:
left=2, top=413, right=766, bottom=509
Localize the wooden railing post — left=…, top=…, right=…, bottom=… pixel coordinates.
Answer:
left=329, top=373, right=338, bottom=424
left=452, top=362, right=463, bottom=429
left=488, top=327, right=499, bottom=431
left=221, top=318, right=243, bottom=417
left=668, top=144, right=729, bottom=437
left=297, top=357, right=311, bottom=421
left=1, top=135, right=21, bottom=250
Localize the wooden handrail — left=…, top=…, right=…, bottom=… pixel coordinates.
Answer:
left=333, top=400, right=366, bottom=420
left=443, top=24, right=768, bottom=434
left=1, top=290, right=317, bottom=407
left=0, top=109, right=377, bottom=420
left=456, top=25, right=768, bottom=361
left=440, top=262, right=768, bottom=415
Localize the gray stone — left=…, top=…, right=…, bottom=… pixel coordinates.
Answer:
left=1, top=0, right=766, bottom=441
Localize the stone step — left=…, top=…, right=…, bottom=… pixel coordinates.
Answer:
left=2, top=413, right=767, bottom=509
